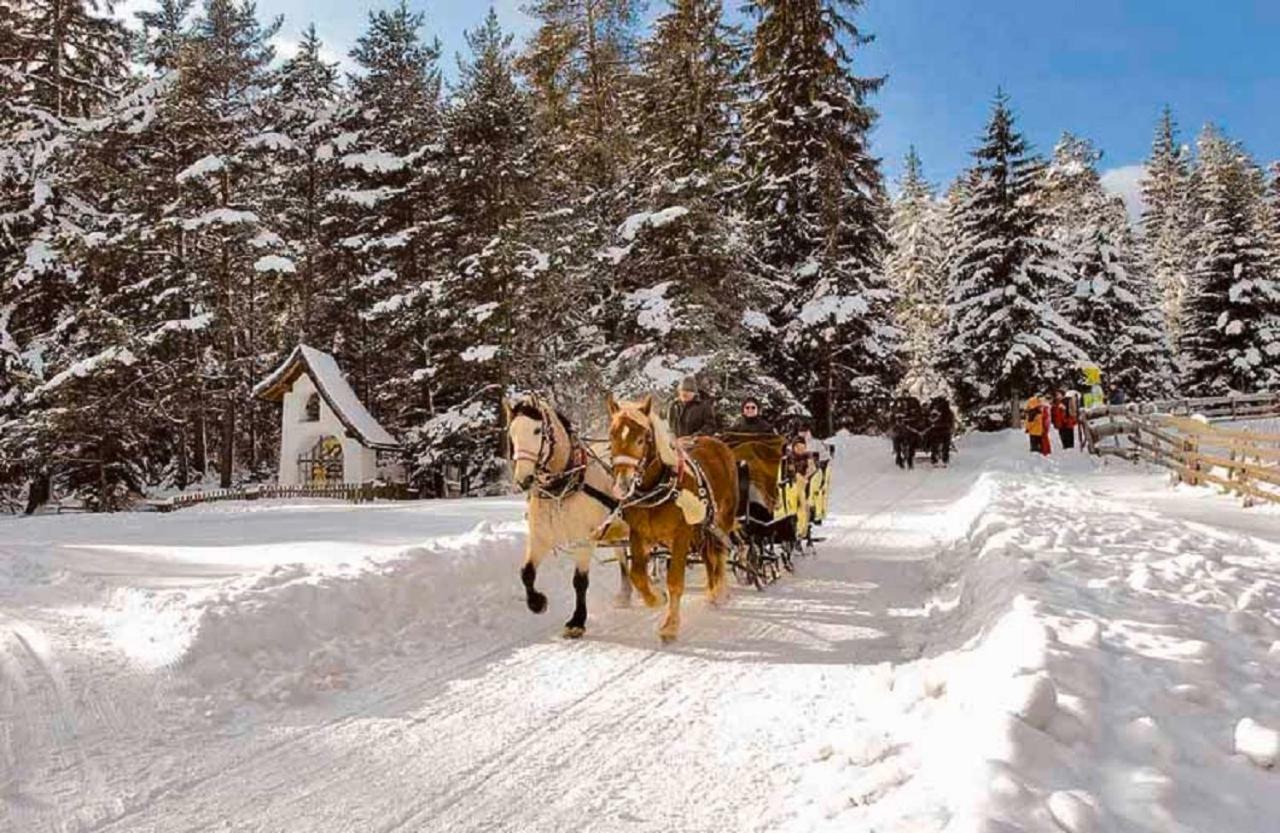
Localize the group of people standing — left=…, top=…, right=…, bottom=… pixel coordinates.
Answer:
left=1023, top=389, right=1081, bottom=455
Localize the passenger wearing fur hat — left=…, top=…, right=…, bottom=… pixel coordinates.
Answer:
left=667, top=375, right=718, bottom=438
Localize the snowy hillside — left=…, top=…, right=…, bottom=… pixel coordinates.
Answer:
left=3, top=432, right=1279, bottom=832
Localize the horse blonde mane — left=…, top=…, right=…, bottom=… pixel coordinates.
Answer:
left=614, top=397, right=680, bottom=467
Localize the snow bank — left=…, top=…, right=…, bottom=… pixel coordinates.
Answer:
left=176, top=523, right=526, bottom=707
left=798, top=437, right=1280, bottom=832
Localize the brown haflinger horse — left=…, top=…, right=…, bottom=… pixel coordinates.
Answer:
left=606, top=393, right=739, bottom=642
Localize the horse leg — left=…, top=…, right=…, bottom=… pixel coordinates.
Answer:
left=706, top=536, right=729, bottom=605
left=628, top=536, right=662, bottom=608
left=906, top=438, right=915, bottom=470
left=563, top=546, right=591, bottom=639
left=659, top=534, right=689, bottom=643
left=615, top=550, right=633, bottom=608
left=521, top=534, right=549, bottom=614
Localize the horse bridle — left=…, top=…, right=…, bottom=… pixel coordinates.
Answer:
left=610, top=412, right=684, bottom=509
left=511, top=401, right=556, bottom=470
left=511, top=400, right=605, bottom=503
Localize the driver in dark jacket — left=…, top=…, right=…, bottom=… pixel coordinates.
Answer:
left=732, top=398, right=775, bottom=434
left=668, top=376, right=718, bottom=438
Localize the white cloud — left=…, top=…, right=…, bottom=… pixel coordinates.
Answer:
left=1100, top=164, right=1147, bottom=224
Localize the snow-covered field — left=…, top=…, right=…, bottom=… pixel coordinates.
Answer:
left=2, top=431, right=1278, bottom=833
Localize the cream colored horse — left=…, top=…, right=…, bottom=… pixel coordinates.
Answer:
left=506, top=394, right=630, bottom=637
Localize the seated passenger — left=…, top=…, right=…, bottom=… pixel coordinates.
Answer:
left=732, top=398, right=775, bottom=434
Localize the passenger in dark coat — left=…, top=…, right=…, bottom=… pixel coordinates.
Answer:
left=731, top=398, right=776, bottom=434
left=668, top=375, right=718, bottom=437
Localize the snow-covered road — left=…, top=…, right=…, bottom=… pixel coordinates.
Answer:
left=2, top=433, right=1278, bottom=832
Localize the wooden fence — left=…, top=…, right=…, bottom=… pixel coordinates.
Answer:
left=1080, top=393, right=1280, bottom=507
left=152, top=481, right=416, bottom=512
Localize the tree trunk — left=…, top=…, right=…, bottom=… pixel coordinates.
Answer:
left=193, top=404, right=207, bottom=477
left=176, top=423, right=190, bottom=490
left=826, top=358, right=835, bottom=437
left=220, top=397, right=235, bottom=488
left=24, top=470, right=50, bottom=515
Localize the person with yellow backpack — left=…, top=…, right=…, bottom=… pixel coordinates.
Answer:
left=1024, top=395, right=1051, bottom=455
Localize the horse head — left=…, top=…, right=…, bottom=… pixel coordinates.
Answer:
left=606, top=393, right=656, bottom=495
left=506, top=394, right=569, bottom=492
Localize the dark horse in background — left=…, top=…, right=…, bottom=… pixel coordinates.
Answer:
left=889, top=395, right=926, bottom=469
left=924, top=395, right=956, bottom=466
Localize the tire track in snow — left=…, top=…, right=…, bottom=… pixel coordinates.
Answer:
left=86, top=618, right=569, bottom=833
left=1, top=617, right=99, bottom=833
left=373, top=643, right=666, bottom=833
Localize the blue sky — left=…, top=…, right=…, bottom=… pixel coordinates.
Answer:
left=122, top=0, right=1280, bottom=209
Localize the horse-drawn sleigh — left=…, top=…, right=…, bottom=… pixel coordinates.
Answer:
left=504, top=393, right=832, bottom=642
left=889, top=394, right=956, bottom=469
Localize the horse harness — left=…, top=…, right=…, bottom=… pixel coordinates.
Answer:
left=615, top=430, right=716, bottom=529
left=512, top=400, right=618, bottom=511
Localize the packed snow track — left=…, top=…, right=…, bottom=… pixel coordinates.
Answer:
left=2, top=433, right=1278, bottom=832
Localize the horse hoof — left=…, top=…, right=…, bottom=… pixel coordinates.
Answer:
left=527, top=592, right=548, bottom=614
left=659, top=632, right=677, bottom=644
left=563, top=625, right=585, bottom=639
left=643, top=594, right=664, bottom=609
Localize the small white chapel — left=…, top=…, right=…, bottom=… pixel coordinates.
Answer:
left=253, top=344, right=404, bottom=486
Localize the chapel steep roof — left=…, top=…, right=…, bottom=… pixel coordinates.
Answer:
left=254, top=344, right=400, bottom=451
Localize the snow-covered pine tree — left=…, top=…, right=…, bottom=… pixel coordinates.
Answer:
left=135, top=0, right=197, bottom=71
left=1040, top=133, right=1173, bottom=400
left=885, top=147, right=948, bottom=399
left=12, top=0, right=130, bottom=118
left=742, top=0, right=897, bottom=434
left=163, top=0, right=287, bottom=486
left=518, top=0, right=638, bottom=202
left=0, top=0, right=134, bottom=508
left=605, top=0, right=794, bottom=415
left=935, top=173, right=969, bottom=293
left=942, top=92, right=1087, bottom=428
left=1139, top=107, right=1195, bottom=355
left=413, top=9, right=539, bottom=494
left=328, top=1, right=446, bottom=454
left=1181, top=126, right=1280, bottom=395
left=516, top=0, right=641, bottom=425
left=1268, top=162, right=1280, bottom=279
left=264, top=24, right=343, bottom=343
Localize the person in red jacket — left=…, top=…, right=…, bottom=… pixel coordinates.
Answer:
left=1050, top=389, right=1077, bottom=450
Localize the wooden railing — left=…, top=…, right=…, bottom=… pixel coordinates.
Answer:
left=1081, top=393, right=1280, bottom=507
left=152, top=481, right=416, bottom=512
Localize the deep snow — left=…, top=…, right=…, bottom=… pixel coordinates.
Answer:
left=1, top=431, right=1277, bottom=832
